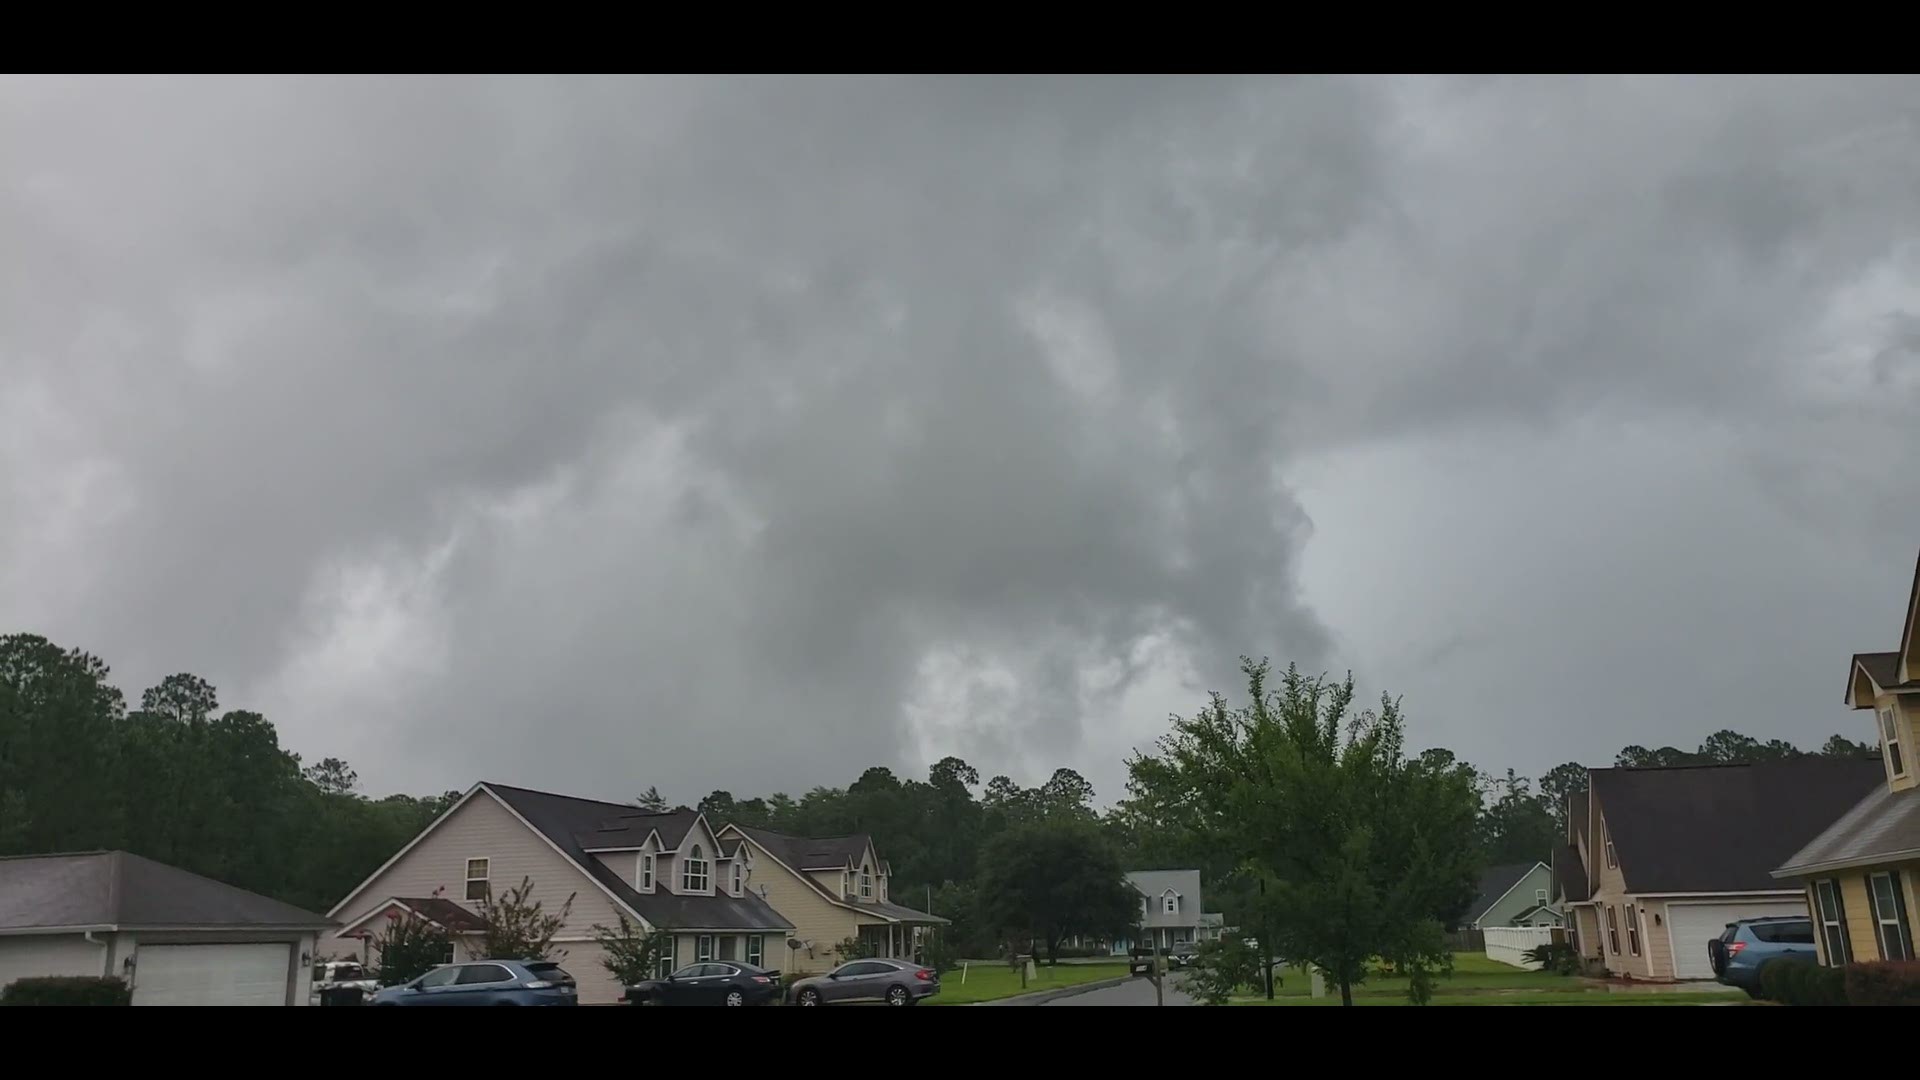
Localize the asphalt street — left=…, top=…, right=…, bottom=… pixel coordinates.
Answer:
left=1040, top=975, right=1195, bottom=1006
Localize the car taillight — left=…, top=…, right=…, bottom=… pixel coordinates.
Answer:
left=523, top=980, right=555, bottom=989
left=752, top=975, right=771, bottom=983
left=915, top=968, right=934, bottom=981
left=1725, top=942, right=1746, bottom=956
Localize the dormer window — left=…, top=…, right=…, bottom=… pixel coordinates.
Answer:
left=860, top=864, right=873, bottom=899
left=1883, top=707, right=1906, bottom=778
left=1162, top=890, right=1178, bottom=915
left=841, top=871, right=851, bottom=899
left=731, top=860, right=743, bottom=896
left=639, top=853, right=654, bottom=892
left=683, top=844, right=709, bottom=892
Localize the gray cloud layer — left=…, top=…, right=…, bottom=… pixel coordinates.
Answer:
left=4, top=76, right=1917, bottom=801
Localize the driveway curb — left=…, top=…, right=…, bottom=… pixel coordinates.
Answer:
left=971, top=975, right=1132, bottom=1006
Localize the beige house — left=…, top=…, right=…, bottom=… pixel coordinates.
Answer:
left=326, top=783, right=792, bottom=1003
left=1773, top=549, right=1920, bottom=965
left=1556, top=757, right=1881, bottom=980
left=717, top=824, right=947, bottom=974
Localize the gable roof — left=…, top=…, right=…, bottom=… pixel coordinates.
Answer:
left=1126, top=869, right=1200, bottom=899
left=0, top=851, right=332, bottom=932
left=484, top=783, right=791, bottom=932
left=1901, top=547, right=1919, bottom=683
left=336, top=895, right=488, bottom=937
left=1774, top=782, right=1920, bottom=878
left=573, top=808, right=703, bottom=852
left=1590, top=758, right=1885, bottom=893
left=722, top=825, right=946, bottom=924
left=1552, top=843, right=1589, bottom=903
left=1465, top=862, right=1546, bottom=925
left=1849, top=652, right=1919, bottom=705
left=1511, top=903, right=1565, bottom=924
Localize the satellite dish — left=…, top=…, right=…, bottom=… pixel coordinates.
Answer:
left=787, top=937, right=804, bottom=950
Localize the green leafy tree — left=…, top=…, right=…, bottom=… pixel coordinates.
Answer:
left=371, top=912, right=452, bottom=986
left=1479, top=768, right=1558, bottom=865
left=1180, top=934, right=1271, bottom=1005
left=634, top=786, right=668, bottom=812
left=1821, top=734, right=1877, bottom=757
left=476, top=877, right=575, bottom=961
left=591, top=915, right=670, bottom=984
left=304, top=757, right=358, bottom=796
left=1126, top=659, right=1481, bottom=1006
left=975, top=818, right=1134, bottom=964
left=1539, top=761, right=1587, bottom=835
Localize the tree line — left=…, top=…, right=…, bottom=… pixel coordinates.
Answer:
left=0, top=630, right=1878, bottom=1000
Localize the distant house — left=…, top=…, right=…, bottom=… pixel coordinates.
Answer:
left=326, top=782, right=793, bottom=1003
left=1463, top=862, right=1555, bottom=929
left=1557, top=757, right=1882, bottom=980
left=1108, top=870, right=1226, bottom=954
left=0, top=850, right=333, bottom=1005
left=1773, top=549, right=1920, bottom=966
left=715, top=824, right=947, bottom=974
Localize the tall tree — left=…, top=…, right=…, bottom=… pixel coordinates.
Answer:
left=633, top=786, right=668, bottom=812
left=1126, top=659, right=1480, bottom=1005
left=1478, top=769, right=1557, bottom=865
left=1538, top=761, right=1587, bottom=835
left=976, top=818, right=1134, bottom=963
left=304, top=757, right=359, bottom=796
left=1820, top=734, right=1877, bottom=758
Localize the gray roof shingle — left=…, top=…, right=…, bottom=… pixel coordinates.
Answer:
left=484, top=784, right=793, bottom=932
left=1591, top=758, right=1885, bottom=893
left=0, top=851, right=333, bottom=931
left=1774, top=782, right=1920, bottom=878
left=729, top=826, right=945, bottom=923
left=1465, top=862, right=1544, bottom=925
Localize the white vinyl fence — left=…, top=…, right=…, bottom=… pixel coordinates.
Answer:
left=1483, top=926, right=1557, bottom=969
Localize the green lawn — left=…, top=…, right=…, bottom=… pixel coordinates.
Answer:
left=926, top=960, right=1129, bottom=1005
left=1227, top=953, right=1746, bottom=1006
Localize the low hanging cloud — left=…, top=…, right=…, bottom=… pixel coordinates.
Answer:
left=3, top=76, right=1917, bottom=801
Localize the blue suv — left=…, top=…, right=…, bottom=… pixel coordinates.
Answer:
left=370, top=960, right=579, bottom=1006
left=1709, top=916, right=1817, bottom=994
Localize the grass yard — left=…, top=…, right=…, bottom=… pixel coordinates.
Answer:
left=1228, top=953, right=1746, bottom=1006
left=926, top=960, right=1129, bottom=1005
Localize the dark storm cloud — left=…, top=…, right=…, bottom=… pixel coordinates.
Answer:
left=4, top=76, right=1918, bottom=801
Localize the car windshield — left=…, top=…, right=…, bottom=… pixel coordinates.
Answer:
left=525, top=962, right=575, bottom=984
left=333, top=964, right=364, bottom=980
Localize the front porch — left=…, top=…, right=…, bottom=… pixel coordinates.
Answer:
left=854, top=920, right=936, bottom=963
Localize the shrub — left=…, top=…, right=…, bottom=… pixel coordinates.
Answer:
left=372, top=911, right=453, bottom=986
left=0, top=976, right=132, bottom=1006
left=1180, top=935, right=1270, bottom=1006
left=1762, top=961, right=1846, bottom=1005
left=591, top=915, right=670, bottom=986
left=1522, top=941, right=1582, bottom=976
left=1845, top=960, right=1920, bottom=1006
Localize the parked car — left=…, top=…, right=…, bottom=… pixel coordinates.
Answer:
left=368, top=960, right=578, bottom=1006
left=311, top=960, right=378, bottom=1006
left=625, top=962, right=782, bottom=1006
left=1127, top=944, right=1195, bottom=976
left=1709, top=916, right=1817, bottom=994
left=787, top=958, right=939, bottom=1006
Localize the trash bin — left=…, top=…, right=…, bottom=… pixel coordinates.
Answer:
left=320, top=986, right=365, bottom=1007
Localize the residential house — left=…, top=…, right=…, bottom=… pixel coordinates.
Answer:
left=1552, top=803, right=1597, bottom=959
left=1109, top=870, right=1225, bottom=953
left=1558, top=757, right=1882, bottom=980
left=1773, top=549, right=1920, bottom=966
left=0, top=851, right=334, bottom=1005
left=716, top=824, right=947, bottom=974
left=326, top=783, right=793, bottom=1003
left=1463, top=861, right=1555, bottom=929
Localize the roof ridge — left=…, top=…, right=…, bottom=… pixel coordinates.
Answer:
left=482, top=781, right=642, bottom=812
left=0, top=849, right=115, bottom=862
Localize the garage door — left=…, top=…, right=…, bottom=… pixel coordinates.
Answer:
left=132, top=944, right=292, bottom=1006
left=1666, top=900, right=1806, bottom=980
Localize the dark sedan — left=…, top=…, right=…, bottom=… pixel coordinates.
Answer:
left=626, top=962, right=782, bottom=1006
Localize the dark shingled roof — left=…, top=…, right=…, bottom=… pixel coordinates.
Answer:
left=484, top=784, right=792, bottom=932
left=1553, top=843, right=1589, bottom=903
left=0, top=851, right=333, bottom=931
left=393, top=896, right=488, bottom=932
left=1852, top=652, right=1918, bottom=696
left=733, top=827, right=873, bottom=871
left=573, top=809, right=700, bottom=852
left=1465, top=862, right=1544, bottom=925
left=1775, top=782, right=1920, bottom=878
left=1590, top=758, right=1885, bottom=893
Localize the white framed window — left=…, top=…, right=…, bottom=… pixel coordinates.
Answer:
left=1882, top=707, right=1906, bottom=778
left=860, top=865, right=873, bottom=899
left=696, top=934, right=714, bottom=962
left=1815, top=879, right=1851, bottom=965
left=683, top=844, right=709, bottom=892
left=1535, top=889, right=1548, bottom=905
left=639, top=853, right=654, bottom=892
left=1605, top=904, right=1619, bottom=953
left=656, top=947, right=674, bottom=980
left=880, top=877, right=888, bottom=902
left=1625, top=903, right=1640, bottom=956
left=464, top=857, right=490, bottom=901
left=841, top=871, right=851, bottom=898
left=1162, top=891, right=1178, bottom=915
left=731, top=860, right=743, bottom=896
left=1604, top=823, right=1617, bottom=869
left=747, top=934, right=764, bottom=967
left=1869, top=871, right=1912, bottom=961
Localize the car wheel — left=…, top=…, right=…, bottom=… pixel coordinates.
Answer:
left=725, top=989, right=745, bottom=1006
left=886, top=985, right=909, bottom=1006
left=798, top=988, right=821, bottom=1006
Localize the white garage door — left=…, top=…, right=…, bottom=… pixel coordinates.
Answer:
left=1667, top=900, right=1806, bottom=980
left=132, top=944, right=291, bottom=1006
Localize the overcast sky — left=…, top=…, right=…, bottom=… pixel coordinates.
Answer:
left=4, top=75, right=1917, bottom=805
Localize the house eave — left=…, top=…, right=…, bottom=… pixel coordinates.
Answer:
left=1772, top=846, right=1920, bottom=880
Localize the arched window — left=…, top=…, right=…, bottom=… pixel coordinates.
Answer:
left=683, top=844, right=709, bottom=891
left=1162, top=890, right=1178, bottom=915
left=860, top=864, right=873, bottom=899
